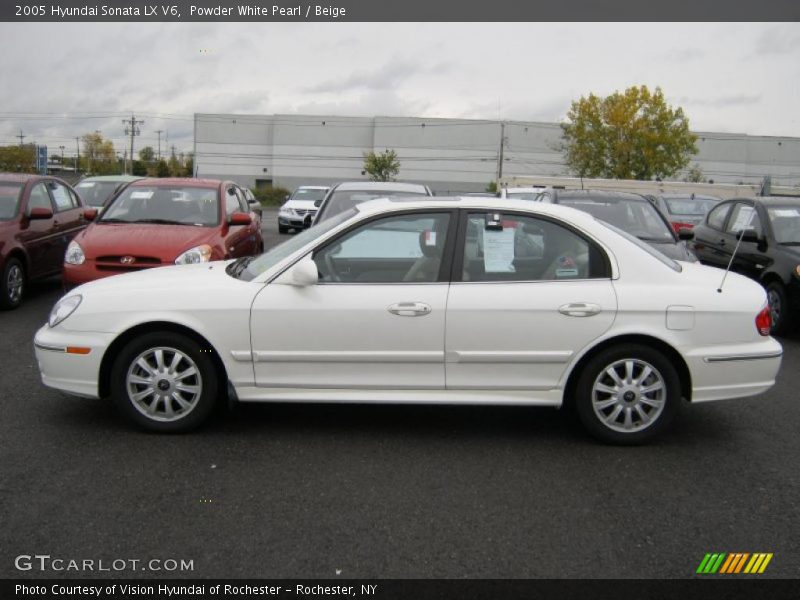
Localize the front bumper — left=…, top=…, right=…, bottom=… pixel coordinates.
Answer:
left=34, top=325, right=116, bottom=398
left=63, top=261, right=163, bottom=285
left=685, top=337, right=783, bottom=402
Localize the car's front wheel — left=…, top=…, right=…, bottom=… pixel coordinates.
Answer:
left=575, top=344, right=680, bottom=444
left=110, top=332, right=219, bottom=432
left=766, top=281, right=792, bottom=335
left=1, top=257, right=25, bottom=310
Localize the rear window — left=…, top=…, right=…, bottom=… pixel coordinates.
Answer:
left=101, top=186, right=220, bottom=226
left=664, top=197, right=719, bottom=216
left=290, top=188, right=327, bottom=202
left=0, top=183, right=23, bottom=220
left=75, top=181, right=122, bottom=208
left=598, top=220, right=681, bottom=272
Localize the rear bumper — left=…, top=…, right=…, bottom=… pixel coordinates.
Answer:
left=34, top=325, right=115, bottom=398
left=684, top=338, right=783, bottom=402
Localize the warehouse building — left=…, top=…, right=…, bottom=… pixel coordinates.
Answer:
left=194, top=113, right=800, bottom=192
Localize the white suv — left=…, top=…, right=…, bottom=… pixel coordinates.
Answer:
left=279, top=186, right=330, bottom=233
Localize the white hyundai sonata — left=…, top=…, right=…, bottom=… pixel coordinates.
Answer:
left=35, top=197, right=782, bottom=443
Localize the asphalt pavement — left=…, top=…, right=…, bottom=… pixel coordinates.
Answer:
left=2, top=208, right=799, bottom=579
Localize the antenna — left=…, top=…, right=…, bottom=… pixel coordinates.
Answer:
left=717, top=207, right=756, bottom=293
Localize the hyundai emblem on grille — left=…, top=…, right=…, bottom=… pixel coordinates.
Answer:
left=120, top=256, right=135, bottom=264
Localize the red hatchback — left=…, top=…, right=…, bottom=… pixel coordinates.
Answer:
left=0, top=173, right=90, bottom=309
left=63, top=178, right=263, bottom=286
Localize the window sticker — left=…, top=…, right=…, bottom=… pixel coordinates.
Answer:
left=130, top=191, right=154, bottom=200
left=730, top=206, right=755, bottom=231
left=424, top=230, right=436, bottom=246
left=771, top=209, right=800, bottom=218
left=51, top=187, right=72, bottom=209
left=555, top=255, right=579, bottom=278
left=483, top=228, right=516, bottom=272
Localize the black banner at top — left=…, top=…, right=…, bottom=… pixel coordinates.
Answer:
left=3, top=0, right=800, bottom=22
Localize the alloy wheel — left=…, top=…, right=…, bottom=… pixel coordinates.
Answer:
left=126, top=346, right=203, bottom=422
left=591, top=358, right=666, bottom=433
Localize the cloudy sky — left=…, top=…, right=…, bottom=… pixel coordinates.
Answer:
left=1, top=22, right=799, bottom=160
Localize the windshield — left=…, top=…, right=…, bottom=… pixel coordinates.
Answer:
left=237, top=208, right=357, bottom=281
left=100, top=186, right=220, bottom=226
left=558, top=197, right=675, bottom=242
left=75, top=181, right=122, bottom=208
left=507, top=193, right=540, bottom=201
left=0, top=183, right=23, bottom=220
left=766, top=206, right=800, bottom=244
left=598, top=220, right=681, bottom=272
left=290, top=188, right=327, bottom=202
left=663, top=196, right=719, bottom=216
left=318, top=189, right=427, bottom=222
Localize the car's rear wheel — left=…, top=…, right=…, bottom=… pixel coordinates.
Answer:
left=575, top=344, right=680, bottom=444
left=1, top=257, right=25, bottom=310
left=766, top=281, right=792, bottom=335
left=110, top=332, right=219, bottom=432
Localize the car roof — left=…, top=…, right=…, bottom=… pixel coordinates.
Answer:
left=352, top=195, right=601, bottom=224
left=333, top=181, right=429, bottom=193
left=553, top=189, right=648, bottom=202
left=77, top=175, right=143, bottom=183
left=657, top=193, right=721, bottom=201
left=130, top=177, right=222, bottom=188
left=753, top=196, right=800, bottom=206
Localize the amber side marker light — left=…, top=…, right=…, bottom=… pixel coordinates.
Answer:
left=66, top=347, right=92, bottom=355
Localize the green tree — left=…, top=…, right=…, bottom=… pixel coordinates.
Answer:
left=362, top=149, right=400, bottom=182
left=561, top=85, right=698, bottom=180
left=155, top=159, right=171, bottom=177
left=684, top=163, right=706, bottom=183
left=131, top=160, right=148, bottom=176
left=138, top=146, right=155, bottom=163
left=81, top=132, right=119, bottom=175
left=0, top=145, right=36, bottom=173
left=485, top=180, right=498, bottom=194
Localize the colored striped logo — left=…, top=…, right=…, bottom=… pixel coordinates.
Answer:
left=696, top=553, right=773, bottom=574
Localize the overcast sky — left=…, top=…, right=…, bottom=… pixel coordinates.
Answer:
left=1, top=22, right=799, bottom=159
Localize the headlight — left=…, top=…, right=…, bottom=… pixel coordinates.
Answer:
left=65, top=240, right=85, bottom=265
left=279, top=206, right=294, bottom=216
left=174, top=244, right=212, bottom=265
left=794, top=265, right=800, bottom=278
left=48, top=295, right=82, bottom=328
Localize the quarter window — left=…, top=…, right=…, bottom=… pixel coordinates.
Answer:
left=460, top=213, right=606, bottom=282
left=314, top=213, right=451, bottom=283
left=706, top=203, right=732, bottom=231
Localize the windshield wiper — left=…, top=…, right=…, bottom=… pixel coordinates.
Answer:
left=226, top=256, right=256, bottom=279
left=97, top=218, right=132, bottom=223
left=131, top=218, right=191, bottom=225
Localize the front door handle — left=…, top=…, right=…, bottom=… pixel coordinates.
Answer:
left=388, top=302, right=431, bottom=317
left=558, top=302, right=602, bottom=317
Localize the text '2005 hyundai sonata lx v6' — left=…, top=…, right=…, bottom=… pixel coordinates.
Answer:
left=34, top=197, right=782, bottom=444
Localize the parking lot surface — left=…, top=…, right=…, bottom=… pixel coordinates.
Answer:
left=2, top=209, right=799, bottom=578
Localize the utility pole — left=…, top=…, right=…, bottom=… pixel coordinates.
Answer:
left=16, top=130, right=25, bottom=146
left=155, top=130, right=163, bottom=160
left=122, top=113, right=144, bottom=174
left=74, top=137, right=80, bottom=175
left=496, top=121, right=507, bottom=183
left=59, top=145, right=65, bottom=169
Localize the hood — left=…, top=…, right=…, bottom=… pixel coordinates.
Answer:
left=75, top=223, right=218, bottom=261
left=283, top=200, right=318, bottom=210
left=73, top=260, right=231, bottom=296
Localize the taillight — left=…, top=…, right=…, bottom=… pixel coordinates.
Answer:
left=755, top=305, right=772, bottom=336
left=672, top=222, right=694, bottom=234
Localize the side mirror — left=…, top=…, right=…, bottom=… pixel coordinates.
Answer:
left=229, top=212, right=252, bottom=226
left=290, top=258, right=319, bottom=286
left=83, top=208, right=98, bottom=221
left=28, top=207, right=53, bottom=220
left=678, top=228, right=694, bottom=241
left=740, top=228, right=759, bottom=244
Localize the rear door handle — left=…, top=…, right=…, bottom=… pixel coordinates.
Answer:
left=388, top=302, right=431, bottom=317
left=558, top=302, right=602, bottom=317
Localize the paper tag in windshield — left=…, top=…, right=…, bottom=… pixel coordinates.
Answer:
left=78, top=182, right=95, bottom=188
left=772, top=209, right=799, bottom=217
left=130, top=191, right=154, bottom=199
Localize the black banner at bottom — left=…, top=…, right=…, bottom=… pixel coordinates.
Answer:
left=3, top=579, right=799, bottom=600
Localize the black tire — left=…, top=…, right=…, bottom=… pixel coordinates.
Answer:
left=766, top=281, right=792, bottom=336
left=0, top=257, right=25, bottom=310
left=278, top=225, right=289, bottom=234
left=109, top=331, right=219, bottom=432
left=575, top=344, right=681, bottom=445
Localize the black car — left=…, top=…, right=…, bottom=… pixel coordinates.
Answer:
left=691, top=197, right=800, bottom=334
left=539, top=189, right=696, bottom=262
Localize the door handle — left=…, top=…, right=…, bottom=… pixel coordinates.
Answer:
left=558, top=302, right=602, bottom=317
left=719, top=239, right=726, bottom=246
left=388, top=302, right=431, bottom=317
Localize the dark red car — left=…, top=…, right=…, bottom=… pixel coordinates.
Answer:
left=63, top=178, right=263, bottom=285
left=0, top=173, right=91, bottom=309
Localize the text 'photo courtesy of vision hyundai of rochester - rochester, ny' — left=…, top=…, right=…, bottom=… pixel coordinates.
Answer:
left=34, top=197, right=782, bottom=444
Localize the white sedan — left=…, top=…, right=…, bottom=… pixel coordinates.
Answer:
left=34, top=197, right=782, bottom=443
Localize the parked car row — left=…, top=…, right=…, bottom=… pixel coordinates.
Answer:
left=0, top=173, right=264, bottom=309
